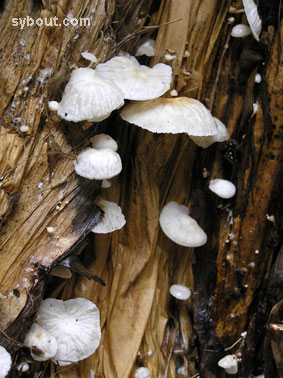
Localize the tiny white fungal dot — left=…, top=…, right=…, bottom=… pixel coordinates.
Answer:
left=169, top=284, right=191, bottom=300
left=164, top=53, right=176, bottom=61
left=20, top=125, right=29, bottom=132
left=134, top=367, right=150, bottom=378
left=209, top=179, right=236, bottom=199
left=17, top=362, right=29, bottom=372
left=231, top=24, right=251, bottom=38
left=48, top=101, right=59, bottom=112
left=46, top=227, right=54, bottom=234
left=255, top=73, right=261, bottom=83
left=170, top=89, right=178, bottom=97
left=227, top=16, right=235, bottom=23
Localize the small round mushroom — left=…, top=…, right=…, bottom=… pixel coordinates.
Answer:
left=36, top=298, right=101, bottom=366
left=135, top=39, right=155, bottom=57
left=134, top=367, right=151, bottom=378
left=91, top=133, right=118, bottom=152
left=91, top=199, right=126, bottom=234
left=24, top=323, right=58, bottom=362
left=231, top=24, right=251, bottom=38
left=74, top=148, right=122, bottom=180
left=170, top=284, right=191, bottom=300
left=81, top=51, right=97, bottom=63
left=48, top=101, right=60, bottom=112
left=57, top=68, right=124, bottom=122
left=189, top=117, right=229, bottom=148
left=120, top=97, right=218, bottom=137
left=242, top=0, right=262, bottom=41
left=218, top=354, right=238, bottom=374
left=96, top=55, right=172, bottom=100
left=209, top=179, right=236, bottom=199
left=0, top=346, right=12, bottom=378
left=159, top=201, right=207, bottom=247
left=17, top=362, right=29, bottom=372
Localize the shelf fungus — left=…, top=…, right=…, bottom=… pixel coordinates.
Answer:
left=0, top=346, right=12, bottom=378
left=120, top=97, right=218, bottom=137
left=96, top=55, right=172, bottom=100
left=91, top=199, right=126, bottom=234
left=159, top=201, right=207, bottom=247
left=31, top=298, right=101, bottom=366
left=74, top=148, right=122, bottom=180
left=189, top=117, right=229, bottom=148
left=209, top=179, right=236, bottom=199
left=56, top=68, right=124, bottom=122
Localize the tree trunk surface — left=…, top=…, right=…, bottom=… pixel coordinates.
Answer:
left=0, top=0, right=282, bottom=377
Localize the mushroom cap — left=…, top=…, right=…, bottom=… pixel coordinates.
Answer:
left=159, top=201, right=207, bottom=247
left=190, top=117, right=229, bottom=148
left=169, top=284, right=191, bottom=300
left=134, top=367, right=151, bottom=378
left=57, top=68, right=124, bottom=122
left=0, top=346, right=12, bottom=378
left=74, top=148, right=122, bottom=180
left=96, top=55, right=172, bottom=100
left=135, top=39, right=155, bottom=57
left=209, top=179, right=236, bottom=199
left=231, top=24, right=251, bottom=38
left=91, top=133, right=118, bottom=151
left=91, top=199, right=126, bottom=233
left=37, top=298, right=101, bottom=366
left=243, top=0, right=262, bottom=41
left=81, top=51, right=97, bottom=63
left=120, top=97, right=218, bottom=136
left=24, top=323, right=58, bottom=362
left=218, top=354, right=238, bottom=374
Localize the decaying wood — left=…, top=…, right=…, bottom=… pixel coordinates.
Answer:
left=0, top=0, right=282, bottom=377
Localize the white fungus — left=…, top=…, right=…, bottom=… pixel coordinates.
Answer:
left=189, top=117, right=229, bottom=148
left=120, top=97, right=218, bottom=137
left=231, top=24, right=252, bottom=38
left=170, top=284, right=191, bottom=300
left=255, top=73, right=262, bottom=83
left=101, top=179, right=111, bottom=188
left=135, top=39, right=155, bottom=57
left=46, top=226, right=54, bottom=234
left=170, top=89, right=178, bottom=97
left=159, top=201, right=207, bottom=247
left=74, top=148, right=122, bottom=180
left=218, top=354, right=238, bottom=374
left=0, top=346, right=12, bottom=378
left=36, top=298, right=101, bottom=366
left=209, top=179, right=236, bottom=199
left=242, top=0, right=262, bottom=41
left=20, top=125, right=29, bottom=133
left=17, top=362, right=29, bottom=372
left=96, top=55, right=172, bottom=100
left=81, top=51, right=97, bottom=63
left=24, top=323, right=58, bottom=362
left=48, top=101, right=59, bottom=112
left=91, top=199, right=126, bottom=234
left=57, top=68, right=124, bottom=122
left=134, top=367, right=151, bottom=378
left=91, top=133, right=118, bottom=151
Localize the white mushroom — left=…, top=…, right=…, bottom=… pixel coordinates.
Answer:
left=242, top=0, right=262, bottom=41
left=189, top=117, right=229, bottom=148
left=218, top=354, right=238, bottom=374
left=48, top=100, right=60, bottom=112
left=101, top=179, right=111, bottom=188
left=159, top=201, right=207, bottom=247
left=36, top=298, right=101, bottom=366
left=0, top=346, right=12, bottom=378
left=57, top=68, right=124, bottom=122
left=135, top=39, right=155, bottom=57
left=91, top=199, right=126, bottom=234
left=81, top=51, right=97, bottom=63
left=96, top=55, right=172, bottom=100
left=134, top=367, right=151, bottom=378
left=24, top=323, right=58, bottom=362
left=120, top=97, right=218, bottom=137
left=16, top=362, right=29, bottom=372
left=91, top=133, right=118, bottom=151
left=170, top=284, right=191, bottom=300
left=231, top=24, right=251, bottom=38
left=74, top=148, right=122, bottom=180
left=209, top=179, right=236, bottom=199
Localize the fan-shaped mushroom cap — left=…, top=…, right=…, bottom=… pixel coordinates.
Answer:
left=209, top=179, right=236, bottom=199
left=170, top=284, right=191, bottom=300
left=190, top=117, right=229, bottom=148
left=120, top=97, right=218, bottom=136
left=74, top=148, right=122, bottom=180
left=159, top=201, right=207, bottom=247
left=0, top=346, right=12, bottom=378
left=57, top=68, right=124, bottom=122
left=135, top=39, right=155, bottom=57
left=91, top=133, right=118, bottom=151
left=218, top=354, right=238, bottom=374
left=91, top=199, right=126, bottom=233
left=96, top=55, right=172, bottom=100
left=24, top=323, right=58, bottom=362
left=37, top=298, right=101, bottom=366
left=243, top=0, right=262, bottom=41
